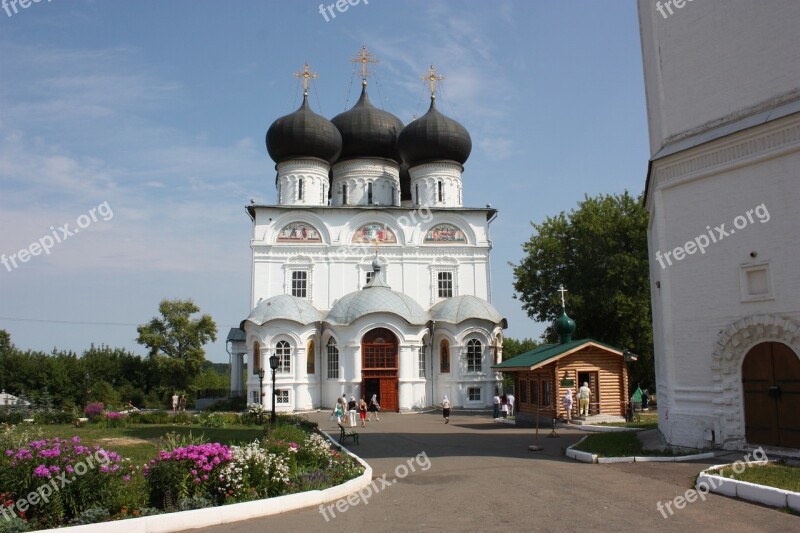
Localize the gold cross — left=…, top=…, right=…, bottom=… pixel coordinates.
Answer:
left=352, top=46, right=378, bottom=87
left=422, top=65, right=444, bottom=98
left=293, top=62, right=318, bottom=97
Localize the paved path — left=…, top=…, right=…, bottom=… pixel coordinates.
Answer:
left=197, top=411, right=797, bottom=532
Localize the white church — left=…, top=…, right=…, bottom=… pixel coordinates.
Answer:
left=639, top=1, right=800, bottom=450
left=228, top=52, right=506, bottom=412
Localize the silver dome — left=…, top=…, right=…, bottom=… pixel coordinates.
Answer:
left=430, top=295, right=505, bottom=326
left=326, top=287, right=429, bottom=326
left=241, top=294, right=322, bottom=328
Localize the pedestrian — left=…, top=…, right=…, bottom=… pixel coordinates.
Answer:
left=442, top=395, right=451, bottom=424
left=507, top=392, right=515, bottom=416
left=578, top=382, right=591, bottom=416
left=179, top=394, right=187, bottom=413
left=368, top=394, right=381, bottom=421
left=333, top=397, right=345, bottom=425
left=348, top=396, right=358, bottom=427
left=562, top=388, right=574, bottom=423
left=171, top=391, right=179, bottom=414
left=359, top=398, right=368, bottom=428
left=642, top=388, right=650, bottom=410
left=500, top=393, right=509, bottom=419
left=492, top=392, right=500, bottom=419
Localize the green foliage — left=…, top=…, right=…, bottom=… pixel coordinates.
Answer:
left=502, top=337, right=540, bottom=360
left=69, top=507, right=110, bottom=526
left=136, top=299, right=217, bottom=391
left=204, top=396, right=247, bottom=412
left=511, top=191, right=654, bottom=387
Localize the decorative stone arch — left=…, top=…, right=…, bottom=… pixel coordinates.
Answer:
left=711, top=314, right=800, bottom=447
left=267, top=211, right=331, bottom=244
left=341, top=212, right=405, bottom=245
left=417, top=214, right=476, bottom=246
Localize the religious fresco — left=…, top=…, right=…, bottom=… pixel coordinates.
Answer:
left=276, top=222, right=322, bottom=243
left=424, top=224, right=466, bottom=244
left=352, top=223, right=397, bottom=244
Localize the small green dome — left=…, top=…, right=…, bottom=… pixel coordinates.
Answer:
left=553, top=308, right=576, bottom=344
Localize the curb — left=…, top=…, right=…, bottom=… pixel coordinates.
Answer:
left=565, top=437, right=716, bottom=464
left=39, top=431, right=373, bottom=533
left=697, top=462, right=800, bottom=512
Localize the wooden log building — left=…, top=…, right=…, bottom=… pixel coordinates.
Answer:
left=493, top=307, right=636, bottom=424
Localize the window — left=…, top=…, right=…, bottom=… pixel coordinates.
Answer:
left=438, top=180, right=444, bottom=202
left=275, top=340, right=291, bottom=374
left=543, top=380, right=551, bottom=406
left=306, top=340, right=315, bottom=374
left=391, top=187, right=396, bottom=206
left=291, top=270, right=307, bottom=298
left=437, top=271, right=453, bottom=298
left=327, top=338, right=339, bottom=379
left=467, top=339, right=482, bottom=372
left=440, top=339, right=450, bottom=373
left=530, top=380, right=539, bottom=406
left=342, top=184, right=348, bottom=205
left=275, top=390, right=289, bottom=405
left=520, top=379, right=527, bottom=404
left=468, top=387, right=481, bottom=402
left=367, top=182, right=373, bottom=205
left=251, top=390, right=259, bottom=404
left=298, top=177, right=304, bottom=201
left=366, top=271, right=374, bottom=285
left=418, top=347, right=425, bottom=378
left=252, top=342, right=261, bottom=375
left=415, top=184, right=419, bottom=205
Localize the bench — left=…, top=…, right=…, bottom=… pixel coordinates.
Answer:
left=338, top=423, right=359, bottom=446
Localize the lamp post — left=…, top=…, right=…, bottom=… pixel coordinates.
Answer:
left=269, top=354, right=279, bottom=425
left=257, top=368, right=266, bottom=425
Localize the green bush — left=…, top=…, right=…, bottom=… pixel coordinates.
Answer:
left=0, top=411, right=23, bottom=425
left=33, top=411, right=74, bottom=425
left=136, top=411, right=170, bottom=424
left=173, top=413, right=193, bottom=425
left=204, top=397, right=247, bottom=412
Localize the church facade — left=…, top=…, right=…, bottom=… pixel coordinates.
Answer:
left=229, top=56, right=506, bottom=412
left=638, top=1, right=800, bottom=450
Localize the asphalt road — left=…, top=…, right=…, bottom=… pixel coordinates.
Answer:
left=195, top=410, right=798, bottom=532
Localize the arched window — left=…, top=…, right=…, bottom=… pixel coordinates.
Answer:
left=298, top=177, right=304, bottom=201
left=342, top=184, right=348, bottom=205
left=415, top=184, right=419, bottom=205
left=306, top=340, right=315, bottom=374
left=391, top=187, right=396, bottom=206
left=438, top=180, right=444, bottom=202
left=326, top=338, right=339, bottom=379
left=275, top=340, right=291, bottom=373
left=440, top=339, right=450, bottom=373
left=467, top=339, right=482, bottom=372
left=252, top=342, right=261, bottom=374
left=367, top=182, right=373, bottom=205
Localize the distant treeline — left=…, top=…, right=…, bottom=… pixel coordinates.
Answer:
left=0, top=330, right=229, bottom=410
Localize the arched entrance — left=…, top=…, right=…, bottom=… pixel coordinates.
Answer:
left=361, top=328, right=399, bottom=412
left=742, top=342, right=800, bottom=448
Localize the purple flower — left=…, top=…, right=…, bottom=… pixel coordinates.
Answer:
left=33, top=464, right=51, bottom=479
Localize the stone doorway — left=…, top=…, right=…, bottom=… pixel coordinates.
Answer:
left=361, top=328, right=399, bottom=412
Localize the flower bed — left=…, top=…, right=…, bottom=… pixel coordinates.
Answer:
left=0, top=416, right=363, bottom=530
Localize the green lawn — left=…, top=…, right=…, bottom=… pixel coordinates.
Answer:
left=573, top=429, right=705, bottom=457
left=34, top=423, right=265, bottom=465
left=598, top=411, right=659, bottom=430
left=707, top=462, right=800, bottom=493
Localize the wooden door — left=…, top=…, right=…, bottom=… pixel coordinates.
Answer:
left=380, top=379, right=398, bottom=412
left=743, top=342, right=800, bottom=447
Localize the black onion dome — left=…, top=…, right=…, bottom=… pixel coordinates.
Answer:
left=331, top=87, right=404, bottom=162
left=398, top=97, right=472, bottom=166
left=266, top=94, right=342, bottom=164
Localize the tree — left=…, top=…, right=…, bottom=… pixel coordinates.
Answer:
left=511, top=192, right=654, bottom=388
left=502, top=337, right=540, bottom=362
left=136, top=299, right=217, bottom=391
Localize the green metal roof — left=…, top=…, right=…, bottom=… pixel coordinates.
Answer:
left=493, top=338, right=624, bottom=371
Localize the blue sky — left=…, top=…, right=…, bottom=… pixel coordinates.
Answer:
left=0, top=0, right=648, bottom=363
